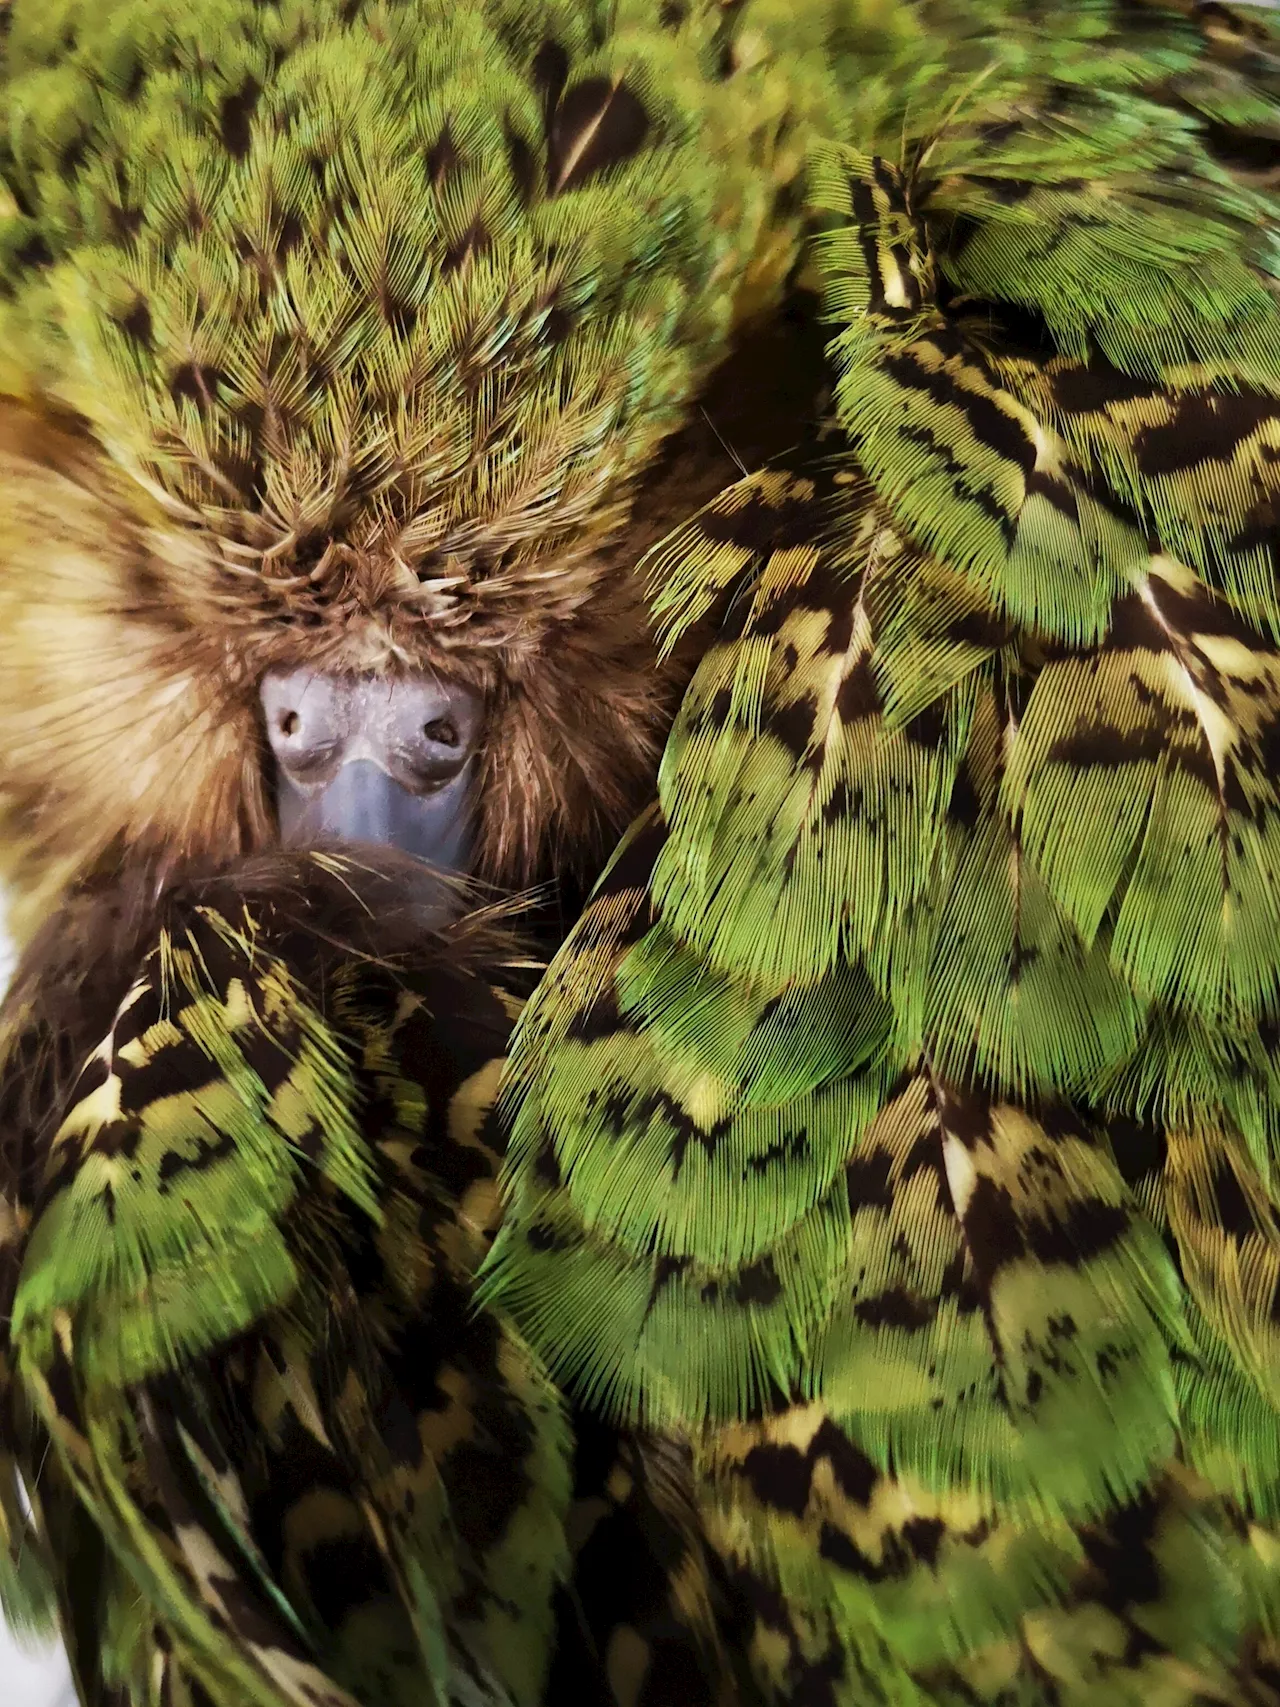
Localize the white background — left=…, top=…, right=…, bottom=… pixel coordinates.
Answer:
left=0, top=901, right=78, bottom=1706
left=2, top=1631, right=75, bottom=1707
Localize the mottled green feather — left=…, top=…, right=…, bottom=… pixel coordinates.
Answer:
left=650, top=489, right=978, bottom=992
left=12, top=915, right=376, bottom=1390
left=0, top=0, right=847, bottom=593
left=0, top=857, right=578, bottom=1707
left=8, top=0, right=1280, bottom=1702
left=491, top=4, right=1280, bottom=1702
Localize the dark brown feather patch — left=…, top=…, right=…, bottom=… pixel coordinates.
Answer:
left=547, top=78, right=650, bottom=195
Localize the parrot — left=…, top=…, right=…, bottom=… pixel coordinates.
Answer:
left=0, top=0, right=1279, bottom=1705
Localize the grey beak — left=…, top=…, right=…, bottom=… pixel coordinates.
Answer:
left=273, top=757, right=476, bottom=872
left=260, top=670, right=483, bottom=876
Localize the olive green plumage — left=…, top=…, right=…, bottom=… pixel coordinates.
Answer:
left=486, top=2, right=1280, bottom=1703
left=0, top=0, right=817, bottom=587
left=7, top=2, right=1280, bottom=1705
left=0, top=854, right=574, bottom=1707
left=0, top=856, right=730, bottom=1707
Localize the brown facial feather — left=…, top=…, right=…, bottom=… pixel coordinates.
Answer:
left=0, top=301, right=829, bottom=942
left=0, top=402, right=271, bottom=947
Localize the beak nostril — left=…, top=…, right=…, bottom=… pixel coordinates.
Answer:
left=261, top=668, right=480, bottom=868
left=422, top=716, right=460, bottom=748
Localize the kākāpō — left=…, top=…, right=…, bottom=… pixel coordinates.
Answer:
left=4, top=2, right=1280, bottom=1705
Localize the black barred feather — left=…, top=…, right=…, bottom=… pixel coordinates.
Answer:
left=9, top=2, right=1280, bottom=1705
left=490, top=3, right=1280, bottom=1703
left=2, top=853, right=570, bottom=1707
left=0, top=851, right=749, bottom=1707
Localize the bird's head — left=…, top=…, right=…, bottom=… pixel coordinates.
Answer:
left=0, top=0, right=838, bottom=940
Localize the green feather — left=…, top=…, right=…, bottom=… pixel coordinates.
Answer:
left=490, top=4, right=1280, bottom=1702
left=12, top=913, right=374, bottom=1391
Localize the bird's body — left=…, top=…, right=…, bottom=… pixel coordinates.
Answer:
left=3, top=2, right=1280, bottom=1703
